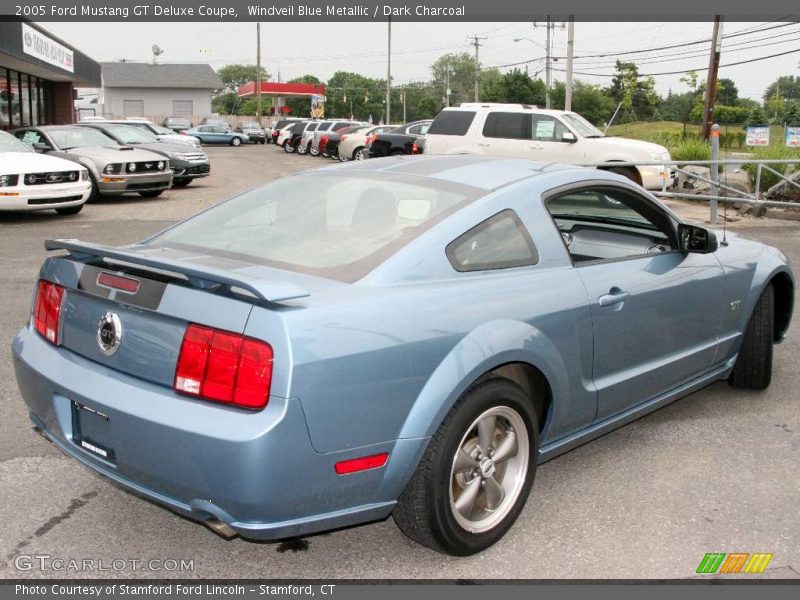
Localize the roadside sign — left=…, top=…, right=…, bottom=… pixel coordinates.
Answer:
left=745, top=126, right=770, bottom=146
left=786, top=126, right=800, bottom=147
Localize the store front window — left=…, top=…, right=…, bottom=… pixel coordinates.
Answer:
left=0, top=69, right=50, bottom=130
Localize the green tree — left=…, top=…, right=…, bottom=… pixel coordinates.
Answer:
left=211, top=91, right=242, bottom=115
left=499, top=69, right=546, bottom=105
left=763, top=75, right=800, bottom=103
left=325, top=72, right=386, bottom=121
left=784, top=102, right=800, bottom=126
left=282, top=75, right=322, bottom=117
left=746, top=106, right=769, bottom=126
left=431, top=53, right=478, bottom=107
left=215, top=64, right=270, bottom=94
left=608, top=61, right=658, bottom=122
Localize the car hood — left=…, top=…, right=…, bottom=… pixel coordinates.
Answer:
left=64, top=146, right=168, bottom=162
left=587, top=136, right=671, bottom=158
left=0, top=151, right=85, bottom=173
left=127, top=142, right=201, bottom=155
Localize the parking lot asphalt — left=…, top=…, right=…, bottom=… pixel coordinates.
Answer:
left=1, top=144, right=798, bottom=580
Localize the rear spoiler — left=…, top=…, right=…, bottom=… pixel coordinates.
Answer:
left=45, top=239, right=311, bottom=303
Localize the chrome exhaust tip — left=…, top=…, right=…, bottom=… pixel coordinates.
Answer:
left=205, top=518, right=238, bottom=540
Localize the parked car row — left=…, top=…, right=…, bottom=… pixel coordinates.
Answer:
left=159, top=116, right=265, bottom=146
left=2, top=120, right=212, bottom=216
left=268, top=104, right=673, bottom=190
left=270, top=118, right=433, bottom=163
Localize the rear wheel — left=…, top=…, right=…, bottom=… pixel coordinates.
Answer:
left=390, top=150, right=405, bottom=156
left=86, top=173, right=100, bottom=202
left=309, top=145, right=319, bottom=156
left=604, top=166, right=642, bottom=186
left=354, top=147, right=368, bottom=161
left=138, top=190, right=163, bottom=198
left=55, top=204, right=83, bottom=215
left=297, top=140, right=307, bottom=155
left=284, top=140, right=296, bottom=153
left=729, top=284, right=774, bottom=390
left=393, top=379, right=538, bottom=555
left=230, top=137, right=242, bottom=146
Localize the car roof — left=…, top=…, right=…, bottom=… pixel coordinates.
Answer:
left=447, top=104, right=572, bottom=118
left=322, top=155, right=583, bottom=191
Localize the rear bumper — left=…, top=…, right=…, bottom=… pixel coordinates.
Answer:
left=640, top=165, right=674, bottom=190
left=12, top=326, right=425, bottom=540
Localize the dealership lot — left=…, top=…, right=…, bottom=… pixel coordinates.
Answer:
left=1, top=144, right=798, bottom=579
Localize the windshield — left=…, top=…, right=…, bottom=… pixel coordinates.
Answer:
left=48, top=127, right=117, bottom=149
left=241, top=122, right=261, bottom=128
left=0, top=131, right=33, bottom=153
left=562, top=113, right=604, bottom=138
left=149, top=172, right=481, bottom=282
left=152, top=124, right=175, bottom=135
left=167, top=118, right=190, bottom=126
left=103, top=125, right=157, bottom=144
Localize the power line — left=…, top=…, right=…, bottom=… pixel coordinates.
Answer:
left=552, top=46, right=800, bottom=78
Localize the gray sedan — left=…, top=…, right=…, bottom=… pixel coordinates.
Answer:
left=78, top=123, right=210, bottom=187
left=14, top=126, right=172, bottom=199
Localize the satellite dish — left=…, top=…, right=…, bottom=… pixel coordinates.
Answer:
left=151, top=44, right=164, bottom=64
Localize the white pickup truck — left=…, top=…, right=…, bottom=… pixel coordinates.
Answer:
left=424, top=104, right=672, bottom=189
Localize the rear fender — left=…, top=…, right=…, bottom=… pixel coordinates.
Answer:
left=397, top=319, right=569, bottom=441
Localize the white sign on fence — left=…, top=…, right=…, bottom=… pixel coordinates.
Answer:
left=786, top=126, right=800, bottom=148
left=21, top=23, right=74, bottom=73
left=745, top=126, right=770, bottom=147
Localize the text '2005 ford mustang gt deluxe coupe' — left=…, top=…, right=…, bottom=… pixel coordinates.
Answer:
left=12, top=156, right=793, bottom=555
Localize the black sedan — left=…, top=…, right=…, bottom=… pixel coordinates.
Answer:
left=368, top=120, right=432, bottom=158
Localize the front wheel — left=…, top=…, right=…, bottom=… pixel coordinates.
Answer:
left=138, top=190, right=163, bottom=198
left=393, top=379, right=538, bottom=555
left=297, top=140, right=307, bottom=155
left=729, top=284, right=774, bottom=390
left=172, top=178, right=192, bottom=187
left=230, top=137, right=242, bottom=146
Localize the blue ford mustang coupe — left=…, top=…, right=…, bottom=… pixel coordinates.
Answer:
left=12, top=156, right=793, bottom=555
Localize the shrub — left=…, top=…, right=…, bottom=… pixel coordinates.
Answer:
left=671, top=138, right=712, bottom=163
left=742, top=146, right=800, bottom=192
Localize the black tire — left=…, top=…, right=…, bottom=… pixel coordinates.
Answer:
left=55, top=204, right=83, bottom=215
left=172, top=178, right=192, bottom=187
left=86, top=173, right=100, bottom=202
left=393, top=379, right=538, bottom=556
left=138, top=190, right=163, bottom=198
left=284, top=141, right=296, bottom=153
left=604, top=166, right=642, bottom=186
left=353, top=147, right=368, bottom=161
left=390, top=150, right=405, bottom=156
left=729, top=284, right=774, bottom=390
left=231, top=137, right=242, bottom=146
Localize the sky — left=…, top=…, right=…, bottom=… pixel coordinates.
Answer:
left=40, top=20, right=800, bottom=101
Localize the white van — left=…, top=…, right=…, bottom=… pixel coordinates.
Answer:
left=424, top=104, right=672, bottom=189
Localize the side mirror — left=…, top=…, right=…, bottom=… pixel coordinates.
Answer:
left=32, top=142, right=51, bottom=152
left=561, top=131, right=577, bottom=143
left=678, top=224, right=718, bottom=254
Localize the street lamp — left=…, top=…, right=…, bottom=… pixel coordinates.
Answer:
left=514, top=36, right=551, bottom=109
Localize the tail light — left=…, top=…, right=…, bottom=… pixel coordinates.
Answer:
left=179, top=130, right=187, bottom=135
left=365, top=135, right=375, bottom=146
left=174, top=324, right=273, bottom=410
left=32, top=280, right=65, bottom=345
left=319, top=135, right=328, bottom=150
left=411, top=143, right=421, bottom=154
left=340, top=135, right=348, bottom=142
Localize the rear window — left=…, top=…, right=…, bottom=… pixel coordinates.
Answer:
left=428, top=111, right=476, bottom=136
left=482, top=112, right=529, bottom=140
left=150, top=173, right=482, bottom=283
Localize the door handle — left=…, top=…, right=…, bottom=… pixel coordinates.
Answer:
left=530, top=144, right=544, bottom=150
left=598, top=288, right=631, bottom=308
left=478, top=142, right=490, bottom=147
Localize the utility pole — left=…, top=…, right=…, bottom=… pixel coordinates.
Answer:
left=402, top=89, right=407, bottom=122
left=700, top=16, right=723, bottom=140
left=444, top=64, right=451, bottom=107
left=385, top=17, right=392, bottom=123
left=256, top=22, right=262, bottom=123
left=471, top=34, right=486, bottom=102
left=545, top=17, right=552, bottom=109
left=565, top=16, right=574, bottom=111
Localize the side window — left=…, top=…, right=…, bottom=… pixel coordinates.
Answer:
left=531, top=115, right=569, bottom=142
left=446, top=210, right=538, bottom=272
left=546, top=187, right=676, bottom=263
left=428, top=111, right=476, bottom=136
left=16, top=130, right=43, bottom=145
left=482, top=112, right=529, bottom=140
